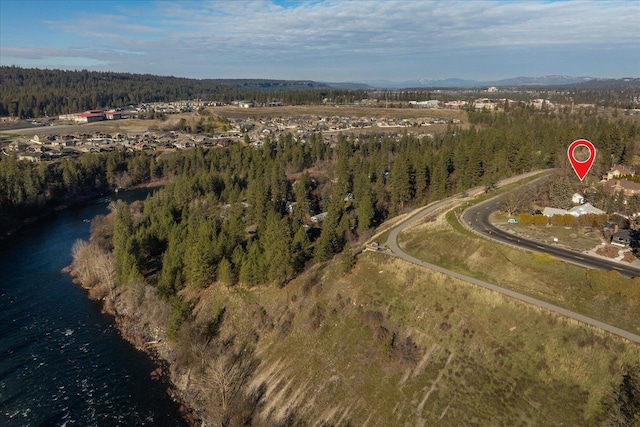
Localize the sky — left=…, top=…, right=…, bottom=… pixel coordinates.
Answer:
left=0, top=0, right=639, bottom=83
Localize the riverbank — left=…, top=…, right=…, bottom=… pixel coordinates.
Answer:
left=1, top=178, right=168, bottom=241
left=67, top=269, right=202, bottom=426
left=61, top=183, right=201, bottom=426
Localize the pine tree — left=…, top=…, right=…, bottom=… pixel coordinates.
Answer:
left=217, top=257, right=235, bottom=286
left=340, top=242, right=356, bottom=274
left=292, top=224, right=310, bottom=271
left=390, top=153, right=415, bottom=210
left=260, top=211, right=294, bottom=286
left=113, top=202, right=138, bottom=285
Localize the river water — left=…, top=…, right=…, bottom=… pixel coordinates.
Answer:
left=0, top=190, right=187, bottom=426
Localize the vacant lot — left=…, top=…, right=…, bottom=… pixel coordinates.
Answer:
left=208, top=104, right=466, bottom=120
left=0, top=117, right=186, bottom=137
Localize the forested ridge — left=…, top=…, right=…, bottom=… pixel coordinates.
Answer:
left=53, top=109, right=636, bottom=296
left=0, top=66, right=370, bottom=118
left=2, top=66, right=638, bottom=120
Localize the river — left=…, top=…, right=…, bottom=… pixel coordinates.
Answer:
left=0, top=189, right=187, bottom=426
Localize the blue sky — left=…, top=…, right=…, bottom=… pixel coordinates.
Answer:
left=1, top=0, right=638, bottom=82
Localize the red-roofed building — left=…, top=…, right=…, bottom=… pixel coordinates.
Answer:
left=59, top=110, right=119, bottom=123
left=105, top=110, right=121, bottom=120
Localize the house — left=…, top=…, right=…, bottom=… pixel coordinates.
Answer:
left=567, top=203, right=605, bottom=217
left=603, top=179, right=640, bottom=197
left=611, top=230, right=634, bottom=247
left=31, top=135, right=50, bottom=144
left=571, top=193, right=585, bottom=205
left=444, top=100, right=467, bottom=109
left=412, top=100, right=440, bottom=108
left=542, top=203, right=605, bottom=218
left=474, top=101, right=496, bottom=110
left=531, top=99, right=555, bottom=110
left=542, top=207, right=568, bottom=217
left=365, top=241, right=380, bottom=251
left=605, top=165, right=635, bottom=181
left=17, top=152, right=45, bottom=162
left=105, top=110, right=121, bottom=120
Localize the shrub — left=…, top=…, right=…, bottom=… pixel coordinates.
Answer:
left=532, top=215, right=549, bottom=226
left=518, top=213, right=534, bottom=225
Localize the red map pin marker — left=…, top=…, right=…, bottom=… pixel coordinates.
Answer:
left=567, top=139, right=596, bottom=181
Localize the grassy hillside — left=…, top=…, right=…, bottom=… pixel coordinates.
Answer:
left=181, top=250, right=638, bottom=426
left=398, top=208, right=640, bottom=335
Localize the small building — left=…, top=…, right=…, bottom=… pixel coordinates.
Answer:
left=571, top=193, right=585, bottom=205
left=310, top=212, right=328, bottom=223
left=611, top=230, right=633, bottom=247
left=105, top=110, right=121, bottom=120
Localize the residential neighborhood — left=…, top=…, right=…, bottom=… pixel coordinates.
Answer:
left=0, top=102, right=464, bottom=162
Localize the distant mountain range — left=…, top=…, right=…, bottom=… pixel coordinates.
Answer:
left=348, top=75, right=640, bottom=89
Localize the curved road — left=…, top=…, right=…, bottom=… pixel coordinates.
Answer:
left=462, top=195, right=640, bottom=279
left=382, top=172, right=640, bottom=344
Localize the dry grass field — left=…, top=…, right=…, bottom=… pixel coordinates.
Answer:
left=1, top=106, right=468, bottom=138
left=208, top=104, right=466, bottom=119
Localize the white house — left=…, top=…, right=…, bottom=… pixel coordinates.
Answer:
left=542, top=207, right=568, bottom=217
left=567, top=203, right=605, bottom=217
left=543, top=203, right=605, bottom=218
left=571, top=193, right=585, bottom=205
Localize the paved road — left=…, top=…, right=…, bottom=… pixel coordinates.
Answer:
left=462, top=193, right=640, bottom=279
left=382, top=172, right=640, bottom=344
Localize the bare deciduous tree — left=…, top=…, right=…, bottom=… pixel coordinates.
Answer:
left=499, top=187, right=531, bottom=216
left=204, top=354, right=243, bottom=414
left=71, top=238, right=116, bottom=300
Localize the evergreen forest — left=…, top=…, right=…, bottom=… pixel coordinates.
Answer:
left=3, top=108, right=637, bottom=308
left=0, top=66, right=368, bottom=118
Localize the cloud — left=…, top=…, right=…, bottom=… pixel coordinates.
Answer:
left=2, top=0, right=638, bottom=80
